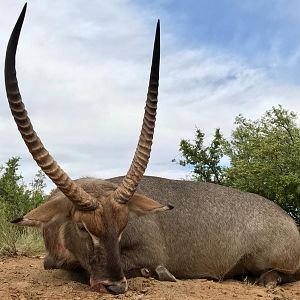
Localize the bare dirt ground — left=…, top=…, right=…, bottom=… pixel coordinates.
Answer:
left=0, top=256, right=300, bottom=300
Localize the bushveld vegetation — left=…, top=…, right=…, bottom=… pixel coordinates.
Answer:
left=175, top=105, right=300, bottom=224
left=0, top=157, right=46, bottom=256
left=1, top=106, right=299, bottom=256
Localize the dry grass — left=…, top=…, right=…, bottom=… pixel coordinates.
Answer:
left=0, top=212, right=44, bottom=256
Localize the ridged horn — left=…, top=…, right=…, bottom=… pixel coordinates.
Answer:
left=5, top=3, right=98, bottom=211
left=113, top=20, right=160, bottom=204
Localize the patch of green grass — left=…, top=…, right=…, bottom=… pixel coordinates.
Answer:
left=0, top=213, right=44, bottom=256
left=16, top=227, right=45, bottom=256
left=0, top=214, right=18, bottom=255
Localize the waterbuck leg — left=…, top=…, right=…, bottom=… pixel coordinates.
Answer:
left=44, top=253, right=81, bottom=270
left=125, top=266, right=176, bottom=282
left=154, top=265, right=176, bottom=282
left=44, top=254, right=58, bottom=270
left=125, top=267, right=151, bottom=279
left=258, top=270, right=282, bottom=289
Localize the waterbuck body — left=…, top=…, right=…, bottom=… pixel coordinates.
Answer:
left=5, top=4, right=300, bottom=295
left=116, top=176, right=300, bottom=282
left=40, top=176, right=300, bottom=290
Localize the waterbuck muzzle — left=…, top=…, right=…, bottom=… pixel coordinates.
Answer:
left=5, top=3, right=172, bottom=295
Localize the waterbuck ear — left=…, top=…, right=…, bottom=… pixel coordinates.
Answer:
left=128, top=193, right=173, bottom=217
left=11, top=198, right=72, bottom=227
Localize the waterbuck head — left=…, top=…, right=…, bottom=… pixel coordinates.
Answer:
left=5, top=4, right=172, bottom=294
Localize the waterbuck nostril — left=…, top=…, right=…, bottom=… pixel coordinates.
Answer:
left=106, top=281, right=128, bottom=295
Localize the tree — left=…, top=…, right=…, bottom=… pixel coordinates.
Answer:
left=29, top=170, right=46, bottom=212
left=0, top=157, right=47, bottom=255
left=0, top=157, right=29, bottom=220
left=175, top=105, right=300, bottom=223
left=174, top=128, right=227, bottom=184
left=0, top=157, right=47, bottom=220
left=225, top=106, right=300, bottom=223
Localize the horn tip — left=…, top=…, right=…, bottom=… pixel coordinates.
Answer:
left=13, top=2, right=27, bottom=36
left=21, top=3, right=27, bottom=17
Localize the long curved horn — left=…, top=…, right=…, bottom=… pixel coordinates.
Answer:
left=5, top=4, right=98, bottom=211
left=114, top=20, right=160, bottom=204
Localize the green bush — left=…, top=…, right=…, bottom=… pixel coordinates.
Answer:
left=176, top=106, right=300, bottom=224
left=0, top=157, right=46, bottom=256
left=224, top=106, right=300, bottom=224
left=173, top=128, right=226, bottom=184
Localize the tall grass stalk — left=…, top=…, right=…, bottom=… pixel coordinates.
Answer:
left=0, top=213, right=44, bottom=256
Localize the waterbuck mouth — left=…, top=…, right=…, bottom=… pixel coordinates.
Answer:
left=90, top=281, right=107, bottom=293
left=90, top=278, right=128, bottom=294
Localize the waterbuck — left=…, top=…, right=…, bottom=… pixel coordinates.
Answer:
left=5, top=3, right=300, bottom=295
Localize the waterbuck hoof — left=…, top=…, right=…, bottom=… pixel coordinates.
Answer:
left=258, top=270, right=282, bottom=289
left=140, top=267, right=151, bottom=278
left=155, top=265, right=177, bottom=282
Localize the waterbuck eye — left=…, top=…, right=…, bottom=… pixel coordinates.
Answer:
left=77, top=223, right=87, bottom=232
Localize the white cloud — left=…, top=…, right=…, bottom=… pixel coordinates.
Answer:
left=1, top=1, right=300, bottom=192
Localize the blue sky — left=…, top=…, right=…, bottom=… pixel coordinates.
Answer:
left=1, top=1, right=300, bottom=190
left=138, top=0, right=300, bottom=83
